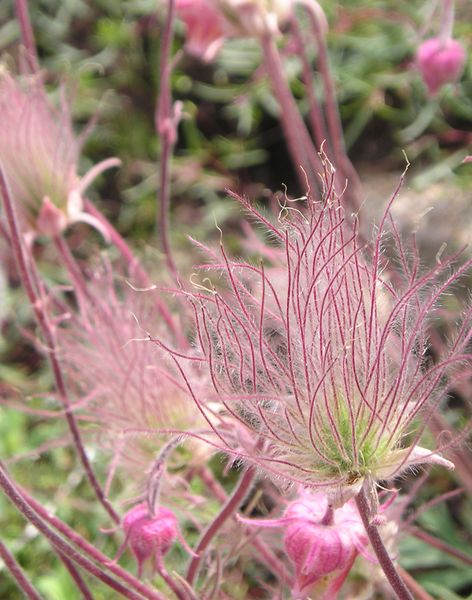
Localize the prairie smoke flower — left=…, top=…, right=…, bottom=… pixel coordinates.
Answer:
left=185, top=183, right=470, bottom=503
left=242, top=490, right=369, bottom=598
left=59, top=276, right=211, bottom=484
left=0, top=70, right=119, bottom=237
left=416, top=37, right=466, bottom=95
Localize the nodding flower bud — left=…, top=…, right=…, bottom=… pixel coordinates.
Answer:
left=121, top=503, right=179, bottom=578
left=416, top=37, right=466, bottom=95
left=176, top=0, right=228, bottom=62
left=240, top=491, right=370, bottom=599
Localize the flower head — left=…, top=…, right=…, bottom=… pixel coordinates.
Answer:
left=0, top=69, right=119, bottom=237
left=185, top=178, right=469, bottom=501
left=120, top=503, right=179, bottom=577
left=241, top=490, right=369, bottom=598
left=416, top=37, right=466, bottom=95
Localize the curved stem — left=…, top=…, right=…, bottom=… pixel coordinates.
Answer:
left=0, top=538, right=43, bottom=600
left=8, top=475, right=167, bottom=600
left=186, top=466, right=255, bottom=585
left=0, top=462, right=163, bottom=600
left=0, top=167, right=119, bottom=525
left=355, top=485, right=413, bottom=600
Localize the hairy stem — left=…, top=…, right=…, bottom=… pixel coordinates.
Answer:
left=186, top=466, right=256, bottom=585
left=355, top=486, right=413, bottom=600
left=396, top=566, right=435, bottom=600
left=0, top=167, right=119, bottom=524
left=1, top=470, right=168, bottom=600
left=0, top=462, right=164, bottom=600
left=197, top=466, right=293, bottom=586
left=0, top=538, right=43, bottom=600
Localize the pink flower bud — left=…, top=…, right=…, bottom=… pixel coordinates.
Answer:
left=240, top=492, right=370, bottom=599
left=416, top=37, right=466, bottom=95
left=176, top=0, right=227, bottom=62
left=122, top=503, right=178, bottom=577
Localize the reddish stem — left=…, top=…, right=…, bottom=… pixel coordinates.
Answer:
left=10, top=477, right=167, bottom=600
left=355, top=486, right=413, bottom=600
left=0, top=462, right=164, bottom=600
left=155, top=0, right=178, bottom=281
left=55, top=550, right=94, bottom=600
left=396, top=566, right=435, bottom=600
left=0, top=538, right=43, bottom=600
left=14, top=0, right=39, bottom=74
left=261, top=33, right=322, bottom=194
left=186, top=466, right=255, bottom=585
left=0, top=167, right=119, bottom=525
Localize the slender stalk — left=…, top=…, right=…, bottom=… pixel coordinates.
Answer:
left=10, top=477, right=167, bottom=600
left=0, top=166, right=119, bottom=525
left=55, top=550, right=95, bottom=600
left=260, top=33, right=323, bottom=194
left=14, top=0, right=39, bottom=75
left=0, top=463, right=161, bottom=600
left=396, top=566, right=435, bottom=600
left=289, top=16, right=329, bottom=153
left=0, top=538, right=44, bottom=600
left=186, top=466, right=256, bottom=585
left=156, top=0, right=178, bottom=281
left=355, top=486, right=413, bottom=600
left=303, top=4, right=363, bottom=212
left=53, top=234, right=92, bottom=309
left=410, top=527, right=472, bottom=568
left=197, top=467, right=293, bottom=586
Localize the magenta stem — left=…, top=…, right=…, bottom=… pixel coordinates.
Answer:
left=155, top=0, right=178, bottom=281
left=14, top=0, right=39, bottom=74
left=0, top=167, right=119, bottom=525
left=303, top=5, right=362, bottom=212
left=197, top=467, right=293, bottom=586
left=13, top=480, right=167, bottom=600
left=55, top=550, right=94, bottom=600
left=355, top=486, right=413, bottom=600
left=186, top=466, right=256, bottom=585
left=0, top=463, right=163, bottom=600
left=289, top=16, right=329, bottom=152
left=261, top=33, right=322, bottom=194
left=0, top=538, right=43, bottom=600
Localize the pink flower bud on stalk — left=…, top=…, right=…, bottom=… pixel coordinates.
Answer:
left=416, top=37, right=466, bottom=95
left=180, top=162, right=471, bottom=507
left=118, top=503, right=184, bottom=578
left=0, top=69, right=120, bottom=238
left=241, top=491, right=370, bottom=599
left=175, top=0, right=293, bottom=61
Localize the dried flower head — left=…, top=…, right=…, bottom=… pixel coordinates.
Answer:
left=0, top=69, right=119, bottom=237
left=416, top=37, right=466, bottom=95
left=184, top=173, right=471, bottom=502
